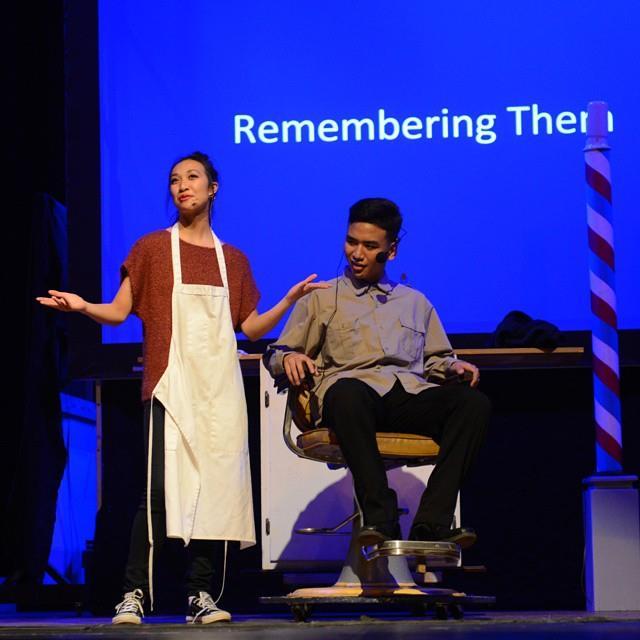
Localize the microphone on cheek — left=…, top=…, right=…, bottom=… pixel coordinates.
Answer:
left=375, top=251, right=389, bottom=263
left=375, top=240, right=398, bottom=264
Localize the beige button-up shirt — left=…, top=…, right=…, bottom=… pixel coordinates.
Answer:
left=264, top=269, right=458, bottom=425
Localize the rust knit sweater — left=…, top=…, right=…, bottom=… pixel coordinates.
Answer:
left=121, top=230, right=260, bottom=400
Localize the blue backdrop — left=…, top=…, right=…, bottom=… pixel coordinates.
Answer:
left=98, top=0, right=640, bottom=342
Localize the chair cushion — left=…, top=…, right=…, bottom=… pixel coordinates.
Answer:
left=296, top=428, right=440, bottom=465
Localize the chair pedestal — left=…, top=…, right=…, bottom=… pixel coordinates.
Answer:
left=288, top=516, right=461, bottom=598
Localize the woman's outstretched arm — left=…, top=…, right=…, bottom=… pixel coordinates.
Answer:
left=240, top=273, right=329, bottom=341
left=36, top=277, right=134, bottom=326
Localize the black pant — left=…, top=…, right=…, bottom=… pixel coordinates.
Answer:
left=322, top=379, right=490, bottom=530
left=122, top=400, right=221, bottom=600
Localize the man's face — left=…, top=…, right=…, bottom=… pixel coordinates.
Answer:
left=344, top=222, right=396, bottom=283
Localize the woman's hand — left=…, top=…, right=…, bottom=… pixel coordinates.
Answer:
left=241, top=275, right=330, bottom=341
left=36, top=290, right=87, bottom=313
left=36, top=278, right=132, bottom=326
left=284, top=274, right=330, bottom=304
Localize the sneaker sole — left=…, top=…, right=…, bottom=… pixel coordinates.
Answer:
left=112, top=615, right=142, bottom=625
left=186, top=612, right=231, bottom=624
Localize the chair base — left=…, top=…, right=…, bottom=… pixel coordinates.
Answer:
left=260, top=592, right=496, bottom=622
left=260, top=512, right=493, bottom=620
left=286, top=583, right=461, bottom=598
left=285, top=516, right=463, bottom=600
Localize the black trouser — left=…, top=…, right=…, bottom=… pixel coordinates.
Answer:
left=322, top=379, right=490, bottom=530
left=122, top=400, right=221, bottom=600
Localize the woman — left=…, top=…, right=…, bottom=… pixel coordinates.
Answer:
left=37, top=151, right=326, bottom=625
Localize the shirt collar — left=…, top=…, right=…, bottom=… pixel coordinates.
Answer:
left=343, top=267, right=396, bottom=295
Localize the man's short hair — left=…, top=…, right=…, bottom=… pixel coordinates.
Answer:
left=348, top=198, right=402, bottom=241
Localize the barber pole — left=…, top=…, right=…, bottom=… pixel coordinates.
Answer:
left=584, top=101, right=622, bottom=473
left=581, top=100, right=640, bottom=613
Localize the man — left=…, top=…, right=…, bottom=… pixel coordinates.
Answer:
left=264, top=198, right=490, bottom=549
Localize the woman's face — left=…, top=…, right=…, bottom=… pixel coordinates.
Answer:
left=169, top=159, right=218, bottom=214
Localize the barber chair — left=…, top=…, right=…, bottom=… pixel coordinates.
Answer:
left=261, top=386, right=493, bottom=621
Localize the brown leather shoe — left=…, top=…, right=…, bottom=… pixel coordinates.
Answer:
left=409, top=523, right=477, bottom=549
left=357, top=523, right=401, bottom=547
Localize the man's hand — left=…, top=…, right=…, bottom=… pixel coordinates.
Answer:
left=283, top=352, right=317, bottom=387
left=448, top=360, right=480, bottom=387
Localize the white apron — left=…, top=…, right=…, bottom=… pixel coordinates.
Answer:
left=145, top=224, right=255, bottom=603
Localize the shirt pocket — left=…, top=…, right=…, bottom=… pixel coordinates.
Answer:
left=398, top=317, right=426, bottom=362
left=326, top=320, right=357, bottom=364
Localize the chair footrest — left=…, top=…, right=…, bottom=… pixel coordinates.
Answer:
left=364, top=540, right=461, bottom=565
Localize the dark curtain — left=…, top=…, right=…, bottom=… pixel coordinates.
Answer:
left=1, top=194, right=68, bottom=587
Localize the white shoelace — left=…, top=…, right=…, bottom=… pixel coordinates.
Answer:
left=192, top=592, right=219, bottom=621
left=115, top=589, right=144, bottom=616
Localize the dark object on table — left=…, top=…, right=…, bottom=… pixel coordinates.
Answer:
left=489, top=310, right=562, bottom=349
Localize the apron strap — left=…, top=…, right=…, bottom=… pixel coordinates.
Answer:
left=214, top=541, right=228, bottom=605
left=172, top=224, right=228, bottom=293
left=211, top=231, right=229, bottom=292
left=146, top=396, right=156, bottom=611
left=170, top=224, right=183, bottom=286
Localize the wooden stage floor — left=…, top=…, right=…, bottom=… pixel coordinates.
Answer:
left=1, top=610, right=639, bottom=639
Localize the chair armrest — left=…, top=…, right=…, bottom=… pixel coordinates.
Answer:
left=282, top=389, right=325, bottom=463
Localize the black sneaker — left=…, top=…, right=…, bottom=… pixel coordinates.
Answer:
left=409, top=523, right=477, bottom=549
left=112, top=589, right=144, bottom=624
left=186, top=591, right=231, bottom=624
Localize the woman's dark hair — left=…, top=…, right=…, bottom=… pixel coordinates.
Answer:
left=169, top=151, right=219, bottom=222
left=169, top=150, right=219, bottom=187
left=348, top=198, right=402, bottom=241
